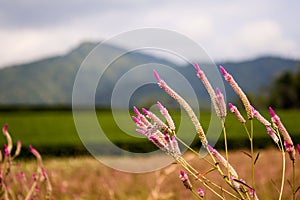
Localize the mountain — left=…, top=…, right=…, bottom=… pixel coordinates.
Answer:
left=0, top=41, right=299, bottom=108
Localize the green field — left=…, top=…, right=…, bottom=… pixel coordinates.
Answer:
left=0, top=109, right=299, bottom=156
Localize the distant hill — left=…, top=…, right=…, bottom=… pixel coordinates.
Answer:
left=0, top=41, right=299, bottom=108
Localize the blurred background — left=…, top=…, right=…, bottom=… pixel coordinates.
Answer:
left=0, top=1, right=299, bottom=155
left=1, top=1, right=300, bottom=199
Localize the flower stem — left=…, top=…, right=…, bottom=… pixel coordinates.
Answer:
left=250, top=120, right=255, bottom=191
left=191, top=189, right=203, bottom=199
left=292, top=160, right=296, bottom=200
left=276, top=129, right=285, bottom=200
left=222, top=119, right=230, bottom=178
left=175, top=135, right=214, bottom=166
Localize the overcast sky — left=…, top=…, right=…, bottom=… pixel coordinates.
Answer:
left=0, top=1, right=299, bottom=67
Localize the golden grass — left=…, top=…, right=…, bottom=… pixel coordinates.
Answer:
left=20, top=148, right=299, bottom=200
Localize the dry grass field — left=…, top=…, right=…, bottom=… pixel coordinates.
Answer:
left=19, top=148, right=300, bottom=200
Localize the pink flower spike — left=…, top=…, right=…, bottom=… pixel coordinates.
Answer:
left=164, top=133, right=170, bottom=142
left=179, top=170, right=192, bottom=189
left=136, top=129, right=146, bottom=135
left=180, top=170, right=185, bottom=177
left=29, top=145, right=40, bottom=158
left=157, top=101, right=163, bottom=110
left=2, top=124, right=8, bottom=133
left=266, top=126, right=279, bottom=143
left=141, top=108, right=149, bottom=115
left=131, top=116, right=139, bottom=124
left=269, top=107, right=276, bottom=117
left=4, top=144, right=9, bottom=156
left=194, top=63, right=201, bottom=73
left=228, top=103, right=233, bottom=109
left=219, top=65, right=227, bottom=76
left=29, top=145, right=34, bottom=152
left=153, top=70, right=161, bottom=82
left=251, top=106, right=256, bottom=114
left=33, top=173, right=37, bottom=181
left=41, top=168, right=47, bottom=177
left=197, top=188, right=204, bottom=197
left=207, top=144, right=214, bottom=152
left=297, top=144, right=300, bottom=156
left=133, top=106, right=141, bottom=116
left=249, top=188, right=254, bottom=198
left=179, top=170, right=189, bottom=182
left=215, top=88, right=220, bottom=95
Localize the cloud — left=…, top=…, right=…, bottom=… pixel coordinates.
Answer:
left=0, top=1, right=299, bottom=67
left=236, top=20, right=296, bottom=55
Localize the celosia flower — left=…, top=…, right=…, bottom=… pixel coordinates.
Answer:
left=4, top=144, right=9, bottom=156
left=266, top=126, right=279, bottom=144
left=132, top=107, right=181, bottom=158
left=142, top=108, right=170, bottom=133
left=197, top=188, right=204, bottom=197
left=171, top=136, right=181, bottom=156
left=297, top=144, right=300, bottom=156
left=215, top=88, right=227, bottom=119
left=157, top=101, right=175, bottom=131
left=133, top=106, right=151, bottom=127
left=230, top=175, right=241, bottom=190
left=249, top=188, right=259, bottom=200
left=179, top=170, right=192, bottom=190
left=284, top=140, right=294, bottom=153
left=2, top=124, right=12, bottom=153
left=33, top=173, right=38, bottom=181
left=194, top=63, right=222, bottom=118
left=207, top=145, right=238, bottom=178
left=154, top=70, right=208, bottom=147
left=228, top=103, right=246, bottom=123
left=220, top=66, right=253, bottom=119
left=149, top=134, right=167, bottom=150
left=29, top=145, right=43, bottom=167
left=251, top=106, right=271, bottom=126
left=14, top=140, right=22, bottom=157
left=269, top=107, right=295, bottom=160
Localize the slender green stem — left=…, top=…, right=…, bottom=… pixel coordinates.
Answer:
left=292, top=160, right=296, bottom=200
left=250, top=120, right=255, bottom=190
left=222, top=120, right=230, bottom=178
left=206, top=150, right=246, bottom=199
left=279, top=151, right=285, bottom=200
left=242, top=123, right=251, bottom=139
left=276, top=129, right=285, bottom=200
left=177, top=154, right=241, bottom=199
left=177, top=158, right=225, bottom=199
left=191, top=189, right=203, bottom=199
left=175, top=135, right=214, bottom=166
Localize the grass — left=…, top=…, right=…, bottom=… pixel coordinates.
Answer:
left=18, top=148, right=300, bottom=200
left=0, top=109, right=299, bottom=155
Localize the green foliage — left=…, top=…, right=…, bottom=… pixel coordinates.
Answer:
left=0, top=110, right=299, bottom=156
left=269, top=66, right=300, bottom=108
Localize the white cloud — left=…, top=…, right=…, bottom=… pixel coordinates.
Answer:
left=0, top=1, right=299, bottom=67
left=236, top=20, right=296, bottom=54
left=0, top=27, right=101, bottom=66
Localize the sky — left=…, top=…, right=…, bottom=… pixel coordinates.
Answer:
left=0, top=1, right=299, bottom=67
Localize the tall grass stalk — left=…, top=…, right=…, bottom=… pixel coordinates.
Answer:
left=131, top=65, right=299, bottom=200
left=1, top=124, right=52, bottom=200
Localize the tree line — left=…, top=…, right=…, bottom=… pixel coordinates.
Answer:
left=269, top=66, right=300, bottom=109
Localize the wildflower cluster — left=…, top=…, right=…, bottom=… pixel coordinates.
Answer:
left=131, top=63, right=299, bottom=199
left=132, top=104, right=181, bottom=158
left=0, top=124, right=52, bottom=200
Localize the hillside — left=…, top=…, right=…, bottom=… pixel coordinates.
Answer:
left=0, top=41, right=299, bottom=108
